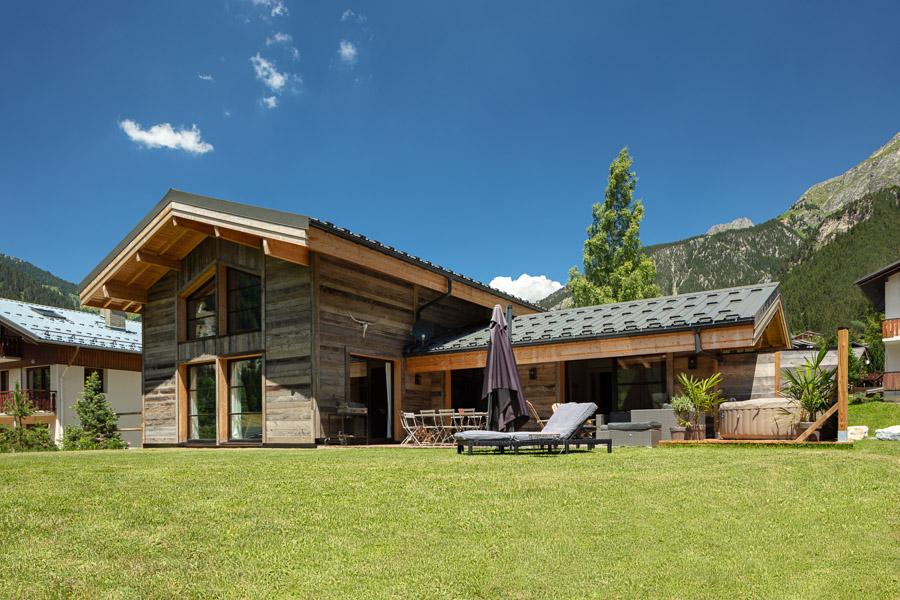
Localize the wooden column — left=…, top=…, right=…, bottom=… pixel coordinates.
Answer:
left=665, top=353, right=675, bottom=400
left=837, top=328, right=849, bottom=442
left=557, top=361, right=566, bottom=403
left=392, top=359, right=403, bottom=442
left=177, top=364, right=188, bottom=443
left=216, top=357, right=229, bottom=444
left=773, top=351, right=781, bottom=397
left=443, top=370, right=453, bottom=409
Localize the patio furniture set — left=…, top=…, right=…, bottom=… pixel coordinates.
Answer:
left=400, top=409, right=489, bottom=446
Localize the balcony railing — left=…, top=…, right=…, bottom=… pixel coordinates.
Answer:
left=883, top=318, right=900, bottom=340
left=884, top=372, right=900, bottom=392
left=0, top=390, right=56, bottom=413
left=0, top=335, right=22, bottom=358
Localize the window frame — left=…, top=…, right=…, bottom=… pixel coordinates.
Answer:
left=0, top=370, right=7, bottom=392
left=185, top=276, right=218, bottom=341
left=187, top=362, right=217, bottom=442
left=26, top=366, right=51, bottom=391
left=226, top=268, right=262, bottom=335
left=227, top=356, right=263, bottom=442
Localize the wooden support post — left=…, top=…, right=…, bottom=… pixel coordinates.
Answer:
left=443, top=370, right=452, bottom=409
left=665, top=353, right=675, bottom=401
left=837, top=327, right=849, bottom=442
left=216, top=357, right=229, bottom=444
left=774, top=351, right=781, bottom=398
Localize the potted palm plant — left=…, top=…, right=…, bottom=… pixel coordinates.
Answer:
left=669, top=395, right=692, bottom=441
left=781, top=346, right=836, bottom=439
left=676, top=372, right=724, bottom=440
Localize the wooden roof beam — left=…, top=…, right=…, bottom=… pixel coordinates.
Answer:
left=102, top=282, right=147, bottom=305
left=172, top=216, right=263, bottom=249
left=263, top=238, right=310, bottom=266
left=136, top=250, right=181, bottom=271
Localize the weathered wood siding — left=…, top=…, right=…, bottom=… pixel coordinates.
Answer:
left=404, top=371, right=443, bottom=413
left=265, top=255, right=314, bottom=444
left=718, top=352, right=777, bottom=400
left=315, top=254, right=488, bottom=438
left=142, top=271, right=178, bottom=444
left=518, top=362, right=560, bottom=428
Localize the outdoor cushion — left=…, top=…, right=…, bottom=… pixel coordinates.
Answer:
left=607, top=421, right=662, bottom=431
left=454, top=430, right=514, bottom=442
left=540, top=402, right=599, bottom=437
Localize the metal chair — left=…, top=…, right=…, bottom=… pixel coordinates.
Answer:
left=400, top=412, right=422, bottom=446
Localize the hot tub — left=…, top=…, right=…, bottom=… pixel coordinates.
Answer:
left=718, top=398, right=800, bottom=440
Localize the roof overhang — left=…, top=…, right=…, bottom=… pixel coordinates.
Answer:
left=855, top=259, right=900, bottom=312
left=406, top=293, right=791, bottom=373
left=80, top=190, right=542, bottom=315
left=79, top=190, right=310, bottom=312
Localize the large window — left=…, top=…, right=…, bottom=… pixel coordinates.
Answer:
left=229, top=358, right=262, bottom=441
left=0, top=370, right=8, bottom=392
left=27, top=366, right=51, bottom=391
left=186, top=278, right=217, bottom=340
left=188, top=364, right=217, bottom=441
left=227, top=269, right=262, bottom=334
left=615, top=357, right=667, bottom=412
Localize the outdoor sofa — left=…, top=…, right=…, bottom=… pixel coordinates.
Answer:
left=454, top=402, right=611, bottom=455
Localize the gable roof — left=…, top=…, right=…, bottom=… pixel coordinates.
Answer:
left=411, top=282, right=783, bottom=355
left=80, top=189, right=541, bottom=314
left=855, top=258, right=900, bottom=311
left=0, top=298, right=141, bottom=353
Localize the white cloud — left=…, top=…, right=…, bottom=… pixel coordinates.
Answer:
left=250, top=53, right=287, bottom=91
left=266, top=32, right=292, bottom=45
left=252, top=0, right=288, bottom=17
left=291, top=46, right=300, bottom=61
left=224, top=110, right=232, bottom=118
left=489, top=274, right=562, bottom=303
left=341, top=9, right=366, bottom=23
left=119, top=120, right=213, bottom=154
left=261, top=96, right=278, bottom=109
left=338, top=40, right=357, bottom=64
left=198, top=73, right=214, bottom=81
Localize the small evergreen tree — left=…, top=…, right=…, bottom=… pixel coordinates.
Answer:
left=568, top=147, right=660, bottom=306
left=63, top=371, right=125, bottom=450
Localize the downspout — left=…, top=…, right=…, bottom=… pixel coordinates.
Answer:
left=415, top=278, right=452, bottom=321
left=693, top=327, right=702, bottom=354
left=57, top=345, right=81, bottom=444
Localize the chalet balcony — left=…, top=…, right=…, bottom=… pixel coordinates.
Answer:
left=884, top=372, right=900, bottom=392
left=883, top=318, right=900, bottom=341
left=0, top=335, right=22, bottom=360
left=0, top=390, right=56, bottom=413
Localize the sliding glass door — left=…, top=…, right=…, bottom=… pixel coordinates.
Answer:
left=188, top=364, right=217, bottom=441
left=229, top=358, right=262, bottom=441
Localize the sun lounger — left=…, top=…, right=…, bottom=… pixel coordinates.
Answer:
left=454, top=402, right=611, bottom=455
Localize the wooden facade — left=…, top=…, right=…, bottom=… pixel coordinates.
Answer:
left=81, top=191, right=791, bottom=447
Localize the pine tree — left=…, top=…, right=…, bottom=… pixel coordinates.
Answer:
left=568, top=147, right=660, bottom=306
left=63, top=371, right=124, bottom=449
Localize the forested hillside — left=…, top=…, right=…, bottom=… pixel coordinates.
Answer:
left=0, top=254, right=80, bottom=309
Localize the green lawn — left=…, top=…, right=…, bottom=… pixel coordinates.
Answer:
left=1, top=442, right=898, bottom=599
left=849, top=400, right=900, bottom=434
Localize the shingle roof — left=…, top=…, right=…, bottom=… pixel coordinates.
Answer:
left=411, top=282, right=782, bottom=355
left=0, top=298, right=142, bottom=353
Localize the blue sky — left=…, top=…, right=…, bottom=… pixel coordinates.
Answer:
left=1, top=1, right=898, bottom=301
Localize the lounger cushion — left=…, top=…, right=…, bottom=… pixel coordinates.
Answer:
left=454, top=430, right=514, bottom=442
left=607, top=421, right=662, bottom=431
left=541, top=402, right=599, bottom=437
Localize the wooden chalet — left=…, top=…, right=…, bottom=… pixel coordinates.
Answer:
left=80, top=190, right=791, bottom=447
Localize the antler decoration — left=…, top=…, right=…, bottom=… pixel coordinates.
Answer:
left=348, top=313, right=374, bottom=339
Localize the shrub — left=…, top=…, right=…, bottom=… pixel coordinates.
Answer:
left=676, top=372, right=724, bottom=438
left=670, top=395, right=693, bottom=428
left=0, top=385, right=58, bottom=453
left=782, top=346, right=836, bottom=421
left=62, top=371, right=124, bottom=450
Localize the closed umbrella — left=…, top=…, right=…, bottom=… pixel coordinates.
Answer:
left=482, top=304, right=529, bottom=431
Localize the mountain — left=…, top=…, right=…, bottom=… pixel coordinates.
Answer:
left=0, top=254, right=80, bottom=309
left=542, top=132, right=900, bottom=334
left=706, top=217, right=753, bottom=236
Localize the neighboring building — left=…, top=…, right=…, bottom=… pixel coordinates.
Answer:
left=857, top=259, right=900, bottom=401
left=0, top=300, right=143, bottom=446
left=79, top=190, right=791, bottom=447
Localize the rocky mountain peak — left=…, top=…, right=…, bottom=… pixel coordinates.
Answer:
left=706, top=217, right=753, bottom=236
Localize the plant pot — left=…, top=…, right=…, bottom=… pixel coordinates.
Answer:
left=686, top=426, right=706, bottom=440
left=670, top=426, right=687, bottom=441
left=795, top=421, right=819, bottom=441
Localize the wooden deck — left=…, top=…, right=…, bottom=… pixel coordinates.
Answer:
left=660, top=439, right=853, bottom=447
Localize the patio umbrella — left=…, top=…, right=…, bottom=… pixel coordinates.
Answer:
left=482, top=304, right=529, bottom=432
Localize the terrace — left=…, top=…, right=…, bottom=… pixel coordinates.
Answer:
left=0, top=389, right=57, bottom=413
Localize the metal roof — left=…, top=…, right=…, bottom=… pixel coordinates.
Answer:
left=410, top=282, right=782, bottom=355
left=0, top=298, right=142, bottom=353
left=80, top=189, right=541, bottom=312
